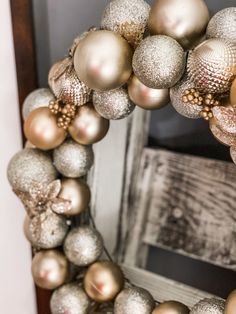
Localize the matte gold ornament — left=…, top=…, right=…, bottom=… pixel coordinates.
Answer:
left=190, top=298, right=225, bottom=314
left=32, top=250, right=69, bottom=290
left=148, top=0, right=209, bottom=50
left=73, top=30, right=133, bottom=91
left=224, top=289, right=236, bottom=314
left=24, top=107, right=66, bottom=150
left=152, top=301, right=189, bottom=314
left=69, top=103, right=110, bottom=145
left=209, top=118, right=236, bottom=147
left=101, top=0, right=150, bottom=47
left=212, top=105, right=236, bottom=135
left=84, top=261, right=125, bottom=302
left=230, top=79, right=236, bottom=105
left=133, top=35, right=185, bottom=89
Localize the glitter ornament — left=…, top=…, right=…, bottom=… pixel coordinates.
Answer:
left=50, top=283, right=90, bottom=314
left=212, top=105, right=236, bottom=134
left=64, top=226, right=103, bottom=266
left=7, top=148, right=58, bottom=193
left=225, top=289, right=236, bottom=314
left=114, top=286, right=155, bottom=314
left=101, top=0, right=150, bottom=47
left=230, top=79, right=236, bottom=105
left=153, top=301, right=189, bottom=314
left=209, top=118, right=236, bottom=147
left=133, top=35, right=185, bottom=89
left=187, top=39, right=236, bottom=94
left=93, top=87, right=135, bottom=120
left=206, top=8, right=236, bottom=43
left=190, top=298, right=225, bottom=314
left=53, top=139, right=94, bottom=178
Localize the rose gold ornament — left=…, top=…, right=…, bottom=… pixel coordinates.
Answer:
left=230, top=79, right=236, bottom=106
left=152, top=301, right=189, bottom=314
left=224, top=289, right=236, bottom=314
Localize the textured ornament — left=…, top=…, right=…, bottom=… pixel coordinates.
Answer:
left=53, top=139, right=94, bottom=178
left=48, top=57, right=92, bottom=107
left=187, top=39, right=236, bottom=94
left=230, top=147, right=236, bottom=165
left=114, top=286, right=155, bottom=314
left=101, top=0, right=150, bottom=47
left=50, top=283, right=90, bottom=314
left=212, top=105, right=236, bottom=134
left=209, top=118, right=236, bottom=147
left=64, top=226, right=103, bottom=266
left=224, top=289, right=236, bottom=314
left=73, top=30, right=133, bottom=91
left=133, top=35, right=185, bottom=89
left=7, top=148, right=58, bottom=193
left=49, top=99, right=77, bottom=130
left=190, top=298, right=225, bottom=314
left=230, top=79, right=236, bottom=105
left=153, top=301, right=189, bottom=314
left=93, top=87, right=135, bottom=120
left=206, top=8, right=236, bottom=43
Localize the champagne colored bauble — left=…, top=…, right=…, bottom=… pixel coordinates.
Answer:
left=48, top=57, right=92, bottom=107
left=93, top=87, right=135, bottom=120
left=152, top=301, right=189, bottom=314
left=64, top=226, right=103, bottom=266
left=69, top=103, right=110, bottom=145
left=50, top=283, right=90, bottom=314
left=84, top=261, right=125, bottom=302
left=7, top=148, right=58, bottom=193
left=32, top=250, right=69, bottom=290
left=53, top=139, right=94, bottom=178
left=230, top=147, right=236, bottom=165
left=148, top=0, right=209, bottom=50
left=230, top=79, right=236, bottom=105
left=24, top=107, right=66, bottom=150
left=133, top=35, right=185, bottom=89
left=114, top=286, right=155, bottom=314
left=210, top=118, right=236, bottom=147
left=187, top=39, right=236, bottom=94
left=212, top=105, right=236, bottom=135
left=101, top=0, right=150, bottom=47
left=59, top=178, right=91, bottom=216
left=190, top=298, right=225, bottom=314
left=128, top=75, right=169, bottom=110
left=224, top=289, right=236, bottom=314
left=206, top=8, right=236, bottom=43
left=22, top=88, right=55, bottom=120
left=73, top=30, right=133, bottom=91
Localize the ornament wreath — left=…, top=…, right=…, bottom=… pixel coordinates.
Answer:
left=7, top=0, right=236, bottom=313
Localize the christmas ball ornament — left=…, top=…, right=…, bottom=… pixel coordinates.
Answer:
left=210, top=119, right=236, bottom=147
left=53, top=139, right=94, bottom=178
left=190, top=298, right=225, bottom=314
left=59, top=178, right=91, bottom=216
left=225, top=289, right=236, bottom=314
left=24, top=107, right=67, bottom=150
left=230, top=147, right=236, bottom=165
left=114, top=286, right=155, bottom=314
left=128, top=75, right=169, bottom=110
left=84, top=261, right=125, bottom=302
left=230, top=79, right=236, bottom=105
left=22, top=88, right=55, bottom=120
left=73, top=30, right=133, bottom=91
left=68, top=103, right=110, bottom=145
left=93, top=87, right=135, bottom=120
left=206, top=8, right=236, bottom=43
left=212, top=105, right=236, bottom=135
left=64, top=226, right=103, bottom=266
left=48, top=57, right=92, bottom=107
left=101, top=0, right=150, bottom=47
left=133, top=35, right=185, bottom=89
left=32, top=250, right=69, bottom=290
left=153, top=301, right=189, bottom=314
left=187, top=39, right=236, bottom=94
left=50, top=283, right=90, bottom=314
left=148, top=0, right=209, bottom=50
left=7, top=148, right=57, bottom=193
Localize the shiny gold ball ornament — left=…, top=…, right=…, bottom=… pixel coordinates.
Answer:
left=69, top=103, right=110, bottom=144
left=73, top=30, right=133, bottom=91
left=32, top=250, right=69, bottom=290
left=84, top=261, right=125, bottom=302
left=148, top=0, right=209, bottom=50
left=133, top=35, right=185, bottom=89
left=206, top=8, right=236, bottom=43
left=128, top=75, right=169, bottom=110
left=187, top=39, right=236, bottom=94
left=114, top=286, right=155, bottom=314
left=224, top=289, right=236, bottom=314
left=93, top=87, right=135, bottom=120
left=152, top=301, right=189, bottom=314
left=101, top=0, right=150, bottom=47
left=24, top=107, right=67, bottom=150
left=64, top=226, right=103, bottom=266
left=230, top=79, right=236, bottom=105
left=190, top=298, right=225, bottom=314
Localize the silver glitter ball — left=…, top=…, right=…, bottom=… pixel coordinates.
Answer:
left=64, top=226, right=103, bottom=266
left=50, top=283, right=90, bottom=314
left=93, top=87, right=135, bottom=120
left=230, top=146, right=236, bottom=164
left=53, top=139, right=94, bottom=178
left=114, top=286, right=155, bottom=314
left=206, top=8, right=236, bottom=43
left=22, top=88, right=55, bottom=120
left=7, top=148, right=58, bottom=193
left=190, top=298, right=225, bottom=314
left=101, top=0, right=150, bottom=47
left=132, top=35, right=186, bottom=89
